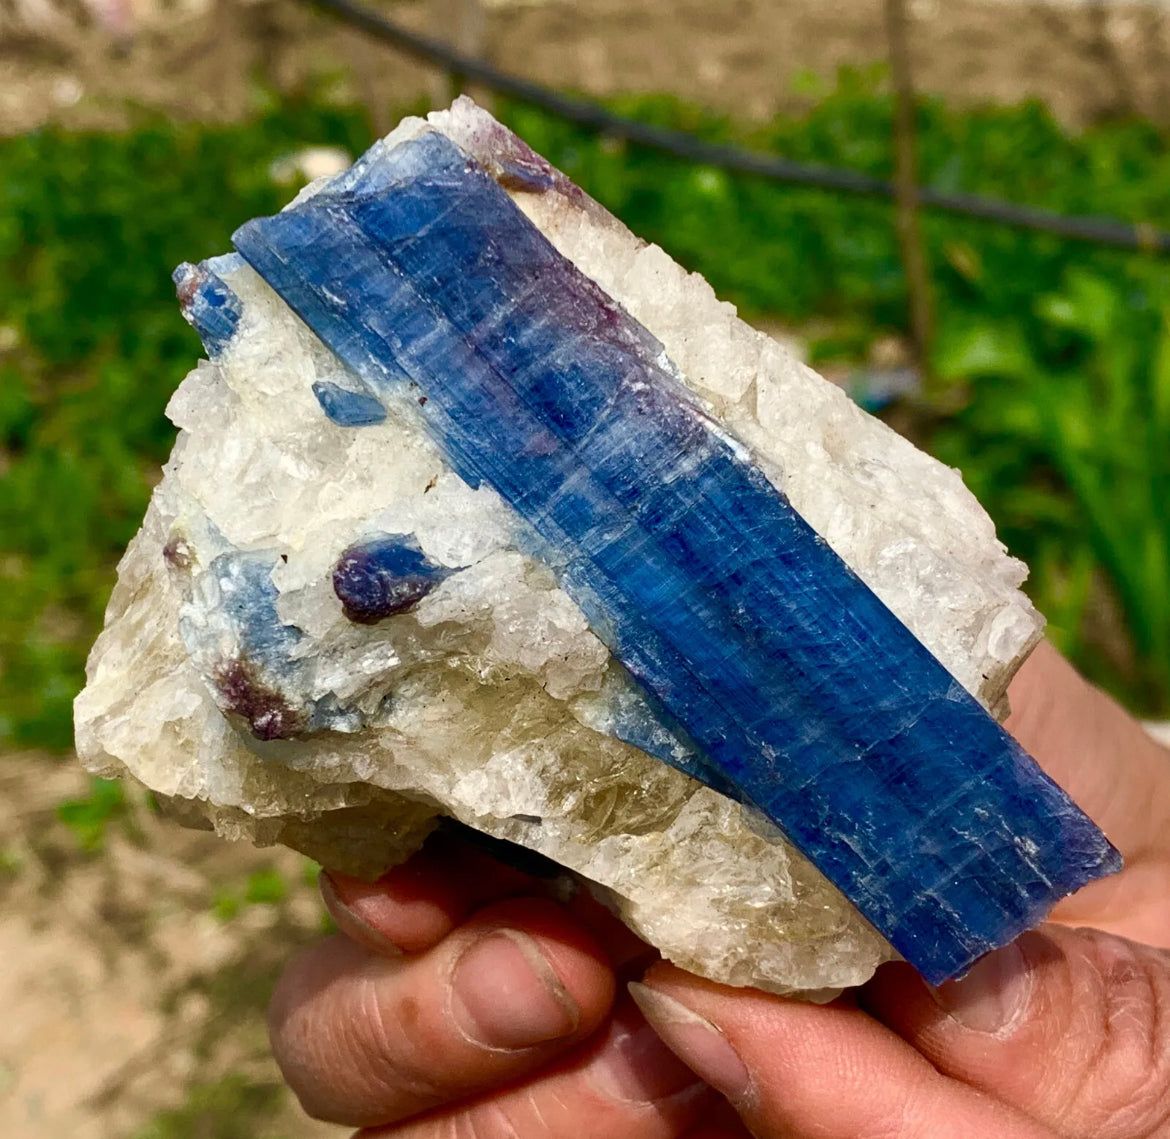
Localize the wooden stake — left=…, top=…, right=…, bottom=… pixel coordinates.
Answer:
left=429, top=0, right=489, bottom=109
left=883, top=0, right=936, bottom=394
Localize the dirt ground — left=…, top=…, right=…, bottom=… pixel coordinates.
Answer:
left=2, top=0, right=1170, bottom=137
left=3, top=1, right=1170, bottom=1136
left=0, top=753, right=349, bottom=1137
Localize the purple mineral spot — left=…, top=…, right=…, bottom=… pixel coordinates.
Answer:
left=332, top=535, right=454, bottom=624
left=213, top=658, right=307, bottom=741
left=163, top=536, right=192, bottom=570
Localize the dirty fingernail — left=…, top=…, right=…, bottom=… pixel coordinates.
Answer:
left=450, top=929, right=579, bottom=1050
left=629, top=982, right=752, bottom=1103
left=933, top=940, right=1031, bottom=1034
left=588, top=1015, right=706, bottom=1104
left=320, top=870, right=405, bottom=957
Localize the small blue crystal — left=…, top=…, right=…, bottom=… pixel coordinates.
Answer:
left=174, top=255, right=243, bottom=356
left=312, top=381, right=388, bottom=427
left=200, top=552, right=307, bottom=741
left=332, top=534, right=452, bottom=623
left=232, top=130, right=1121, bottom=983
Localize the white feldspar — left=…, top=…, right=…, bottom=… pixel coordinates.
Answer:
left=75, top=99, right=1043, bottom=994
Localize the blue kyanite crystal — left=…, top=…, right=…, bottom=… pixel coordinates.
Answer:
left=174, top=255, right=244, bottom=356
left=232, top=130, right=1121, bottom=983
left=198, top=552, right=307, bottom=740
left=181, top=551, right=365, bottom=740
left=312, top=381, right=389, bottom=427
left=332, top=534, right=453, bottom=623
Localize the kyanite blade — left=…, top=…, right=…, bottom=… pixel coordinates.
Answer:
left=174, top=255, right=244, bottom=356
left=233, top=130, right=1121, bottom=983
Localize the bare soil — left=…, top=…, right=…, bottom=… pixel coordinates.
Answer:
left=2, top=0, right=1170, bottom=137
left=0, top=754, right=347, bottom=1138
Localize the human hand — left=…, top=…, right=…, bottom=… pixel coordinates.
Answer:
left=269, top=642, right=1170, bottom=1137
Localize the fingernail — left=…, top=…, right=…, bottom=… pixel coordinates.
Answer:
left=932, top=941, right=1031, bottom=1034
left=587, top=1014, right=706, bottom=1105
left=449, top=929, right=579, bottom=1050
left=320, top=871, right=404, bottom=957
left=629, top=983, right=752, bottom=1103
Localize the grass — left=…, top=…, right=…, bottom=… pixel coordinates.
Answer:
left=133, top=1074, right=288, bottom=1139
left=0, top=96, right=382, bottom=751
left=212, top=868, right=290, bottom=922
left=56, top=776, right=128, bottom=852
left=1, top=74, right=1169, bottom=759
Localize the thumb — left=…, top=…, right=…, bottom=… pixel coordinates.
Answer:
left=863, top=924, right=1170, bottom=1138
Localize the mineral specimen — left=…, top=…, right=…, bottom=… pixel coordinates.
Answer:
left=74, top=99, right=1119, bottom=993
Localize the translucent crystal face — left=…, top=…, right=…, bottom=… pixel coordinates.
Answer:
left=74, top=100, right=1066, bottom=995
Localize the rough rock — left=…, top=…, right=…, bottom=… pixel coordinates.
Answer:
left=75, top=99, right=1116, bottom=993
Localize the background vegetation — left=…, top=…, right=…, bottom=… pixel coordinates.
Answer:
left=2, top=71, right=1169, bottom=767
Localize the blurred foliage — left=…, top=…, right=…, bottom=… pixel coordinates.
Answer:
left=56, top=775, right=127, bottom=851
left=506, top=69, right=1170, bottom=336
left=212, top=867, right=290, bottom=922
left=1, top=75, right=1169, bottom=760
left=932, top=269, right=1170, bottom=708
left=0, top=98, right=380, bottom=752
left=133, top=1074, right=286, bottom=1139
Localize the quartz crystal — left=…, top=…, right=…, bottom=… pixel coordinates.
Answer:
left=75, top=99, right=1119, bottom=993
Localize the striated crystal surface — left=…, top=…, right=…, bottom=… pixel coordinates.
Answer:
left=75, top=99, right=1117, bottom=992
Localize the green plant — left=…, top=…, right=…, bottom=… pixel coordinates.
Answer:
left=56, top=776, right=127, bottom=851
left=933, top=267, right=1170, bottom=707
left=301, top=857, right=322, bottom=887
left=212, top=867, right=288, bottom=922
left=0, top=99, right=376, bottom=755
left=133, top=1074, right=286, bottom=1139
left=499, top=76, right=1170, bottom=336
left=0, top=846, right=25, bottom=877
left=245, top=868, right=288, bottom=906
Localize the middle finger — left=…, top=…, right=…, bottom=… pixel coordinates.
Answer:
left=270, top=896, right=617, bottom=1128
left=362, top=998, right=718, bottom=1139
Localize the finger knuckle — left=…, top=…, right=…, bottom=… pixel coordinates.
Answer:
left=357, top=978, right=450, bottom=1105
left=456, top=1085, right=636, bottom=1139
left=1063, top=941, right=1170, bottom=1136
left=874, top=1083, right=944, bottom=1139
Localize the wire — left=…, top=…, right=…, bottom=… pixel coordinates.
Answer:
left=305, top=0, right=1170, bottom=255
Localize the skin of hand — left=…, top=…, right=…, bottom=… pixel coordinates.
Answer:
left=268, top=642, right=1170, bottom=1138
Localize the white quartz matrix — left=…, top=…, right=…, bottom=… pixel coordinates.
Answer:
left=75, top=99, right=1043, bottom=994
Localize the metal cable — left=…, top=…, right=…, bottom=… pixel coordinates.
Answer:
left=306, top=0, right=1170, bottom=254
